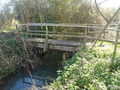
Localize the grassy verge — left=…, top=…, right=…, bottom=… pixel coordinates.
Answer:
left=48, top=46, right=120, bottom=90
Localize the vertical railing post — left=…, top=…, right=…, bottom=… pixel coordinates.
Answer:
left=111, top=31, right=119, bottom=64
left=16, top=24, right=23, bottom=38
left=44, top=26, right=48, bottom=52
left=53, top=26, right=56, bottom=39
left=84, top=27, right=87, bottom=46
left=63, top=52, right=66, bottom=62
left=16, top=24, right=18, bottom=33
left=103, top=30, right=106, bottom=39
left=16, top=24, right=20, bottom=38
left=26, top=24, right=29, bottom=38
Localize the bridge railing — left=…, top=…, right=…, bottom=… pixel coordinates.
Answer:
left=16, top=23, right=120, bottom=50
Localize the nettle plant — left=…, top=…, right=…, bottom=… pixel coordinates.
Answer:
left=49, top=47, right=120, bottom=90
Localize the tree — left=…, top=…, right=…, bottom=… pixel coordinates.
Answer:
left=0, top=1, right=14, bottom=28
left=12, top=0, right=102, bottom=24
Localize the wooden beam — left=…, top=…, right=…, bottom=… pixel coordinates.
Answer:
left=111, top=31, right=119, bottom=63
left=56, top=32, right=83, bottom=35
left=18, top=23, right=120, bottom=31
left=35, top=43, right=79, bottom=51
left=84, top=27, right=87, bottom=46
left=86, top=36, right=120, bottom=44
left=27, top=30, right=53, bottom=33
left=44, top=26, right=49, bottom=52
left=53, top=26, right=56, bottom=39
left=20, top=33, right=84, bottom=38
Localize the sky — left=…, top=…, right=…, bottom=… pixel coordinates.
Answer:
left=0, top=0, right=9, bottom=5
left=97, top=0, right=120, bottom=8
left=0, top=0, right=120, bottom=8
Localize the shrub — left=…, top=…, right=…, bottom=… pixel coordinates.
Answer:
left=48, top=47, right=120, bottom=90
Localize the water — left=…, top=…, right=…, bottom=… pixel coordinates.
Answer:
left=0, top=65, right=58, bottom=90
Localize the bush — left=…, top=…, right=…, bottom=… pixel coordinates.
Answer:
left=48, top=47, right=120, bottom=90
left=0, top=36, right=26, bottom=81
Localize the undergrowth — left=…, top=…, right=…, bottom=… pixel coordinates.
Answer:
left=0, top=36, right=26, bottom=81
left=48, top=47, right=120, bottom=90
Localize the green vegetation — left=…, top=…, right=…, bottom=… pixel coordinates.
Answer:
left=0, top=0, right=120, bottom=89
left=0, top=34, right=26, bottom=81
left=0, top=19, right=18, bottom=32
left=49, top=46, right=120, bottom=90
left=0, top=26, right=15, bottom=32
left=11, top=0, right=101, bottom=24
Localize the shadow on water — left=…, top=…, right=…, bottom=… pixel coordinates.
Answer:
left=0, top=65, right=58, bottom=90
left=0, top=50, right=71, bottom=90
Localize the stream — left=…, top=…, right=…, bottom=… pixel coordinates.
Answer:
left=0, top=65, right=58, bottom=90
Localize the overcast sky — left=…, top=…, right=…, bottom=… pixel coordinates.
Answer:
left=97, top=0, right=120, bottom=8
left=0, top=0, right=120, bottom=8
left=0, top=0, right=9, bottom=5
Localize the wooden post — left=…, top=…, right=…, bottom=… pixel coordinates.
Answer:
left=63, top=52, right=66, bottom=62
left=16, top=24, right=18, bottom=29
left=16, top=24, right=18, bottom=33
left=44, top=26, right=49, bottom=52
left=84, top=27, right=87, bottom=46
left=53, top=26, right=56, bottom=39
left=112, top=31, right=119, bottom=64
left=16, top=24, right=23, bottom=38
left=40, top=49, right=43, bottom=55
left=100, top=30, right=106, bottom=46
left=16, top=24, right=20, bottom=38
left=103, top=30, right=105, bottom=39
left=26, top=24, right=30, bottom=38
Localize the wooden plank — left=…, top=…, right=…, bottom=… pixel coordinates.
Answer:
left=28, top=30, right=53, bottom=33
left=88, top=31, right=108, bottom=34
left=67, top=41, right=81, bottom=46
left=49, top=39, right=81, bottom=46
left=48, top=44, right=79, bottom=51
left=36, top=44, right=44, bottom=48
left=18, top=23, right=120, bottom=32
left=20, top=33, right=84, bottom=38
left=76, top=42, right=82, bottom=46
left=21, top=33, right=46, bottom=36
left=62, top=41, right=69, bottom=45
left=49, top=40, right=69, bottom=45
left=56, top=32, right=83, bottom=35
left=86, top=36, right=120, bottom=44
left=36, top=44, right=79, bottom=51
left=57, top=40, right=63, bottom=45
left=21, top=31, right=83, bottom=36
left=24, top=38, right=45, bottom=43
left=49, top=34, right=84, bottom=38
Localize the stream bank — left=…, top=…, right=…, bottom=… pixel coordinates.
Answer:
left=0, top=65, right=58, bottom=90
left=0, top=49, right=73, bottom=90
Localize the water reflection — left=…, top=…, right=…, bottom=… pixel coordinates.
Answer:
left=0, top=65, right=58, bottom=90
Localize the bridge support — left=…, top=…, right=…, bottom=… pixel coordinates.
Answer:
left=63, top=52, right=69, bottom=62
left=44, top=26, right=49, bottom=52
left=84, top=27, right=88, bottom=46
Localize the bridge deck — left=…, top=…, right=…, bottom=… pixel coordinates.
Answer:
left=17, top=23, right=120, bottom=52
left=24, top=38, right=82, bottom=51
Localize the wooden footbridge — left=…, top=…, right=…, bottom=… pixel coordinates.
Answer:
left=16, top=23, right=120, bottom=52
